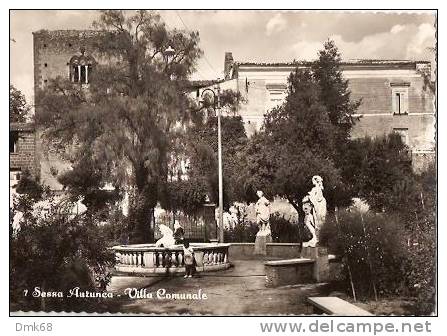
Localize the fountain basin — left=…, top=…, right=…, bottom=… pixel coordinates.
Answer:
left=112, top=243, right=231, bottom=275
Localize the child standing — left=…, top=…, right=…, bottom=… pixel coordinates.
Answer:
left=183, top=241, right=195, bottom=278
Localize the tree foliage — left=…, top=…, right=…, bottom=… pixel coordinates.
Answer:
left=186, top=114, right=247, bottom=209
left=339, top=133, right=415, bottom=213
left=237, top=68, right=350, bottom=218
left=10, top=85, right=30, bottom=123
left=311, top=39, right=361, bottom=156
left=10, top=194, right=115, bottom=312
left=36, top=10, right=203, bottom=243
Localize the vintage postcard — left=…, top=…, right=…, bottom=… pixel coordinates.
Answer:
left=9, top=9, right=437, bottom=320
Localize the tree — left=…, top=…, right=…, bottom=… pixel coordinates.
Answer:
left=10, top=85, right=30, bottom=123
left=238, top=68, right=349, bottom=219
left=158, top=88, right=245, bottom=215
left=36, top=10, right=203, bottom=243
left=339, top=133, right=415, bottom=213
left=10, top=196, right=115, bottom=312
left=312, top=40, right=361, bottom=163
left=186, top=114, right=247, bottom=209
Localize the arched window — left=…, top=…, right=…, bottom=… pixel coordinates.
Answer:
left=68, top=50, right=95, bottom=84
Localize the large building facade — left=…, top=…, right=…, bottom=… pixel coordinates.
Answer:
left=31, top=30, right=436, bottom=190
left=217, top=52, right=436, bottom=171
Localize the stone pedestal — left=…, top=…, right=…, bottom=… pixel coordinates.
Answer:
left=254, top=234, right=272, bottom=255
left=301, top=246, right=329, bottom=282
left=203, top=203, right=217, bottom=242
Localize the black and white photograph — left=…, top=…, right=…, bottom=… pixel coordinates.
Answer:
left=9, top=9, right=437, bottom=318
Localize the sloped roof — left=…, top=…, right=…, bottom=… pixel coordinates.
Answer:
left=236, top=59, right=430, bottom=67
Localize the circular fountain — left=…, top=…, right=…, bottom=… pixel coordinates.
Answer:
left=112, top=243, right=231, bottom=275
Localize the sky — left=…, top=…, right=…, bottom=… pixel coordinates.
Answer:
left=10, top=10, right=436, bottom=105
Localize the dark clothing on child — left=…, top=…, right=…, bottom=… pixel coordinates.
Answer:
left=185, top=264, right=195, bottom=276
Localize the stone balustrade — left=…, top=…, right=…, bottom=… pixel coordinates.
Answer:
left=112, top=243, right=231, bottom=274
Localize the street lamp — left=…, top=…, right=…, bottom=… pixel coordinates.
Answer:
left=200, top=85, right=224, bottom=243
left=164, top=45, right=175, bottom=63
left=164, top=45, right=175, bottom=80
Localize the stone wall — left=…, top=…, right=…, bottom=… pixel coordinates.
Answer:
left=33, top=30, right=104, bottom=97
left=33, top=30, right=105, bottom=189
left=233, top=63, right=436, bottom=169
left=10, top=128, right=38, bottom=177
left=229, top=242, right=302, bottom=259
left=348, top=76, right=433, bottom=116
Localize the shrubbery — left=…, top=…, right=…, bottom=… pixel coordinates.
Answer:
left=224, top=212, right=301, bottom=243
left=10, top=193, right=115, bottom=312
left=224, top=222, right=258, bottom=243
left=321, top=210, right=409, bottom=300
left=320, top=162, right=436, bottom=315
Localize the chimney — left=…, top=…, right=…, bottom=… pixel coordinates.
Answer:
left=224, top=52, right=234, bottom=80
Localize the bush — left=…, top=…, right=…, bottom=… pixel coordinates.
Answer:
left=224, top=212, right=302, bottom=243
left=321, top=210, right=408, bottom=300
left=224, top=222, right=258, bottom=242
left=269, top=213, right=301, bottom=243
left=10, top=195, right=115, bottom=312
left=400, top=164, right=436, bottom=315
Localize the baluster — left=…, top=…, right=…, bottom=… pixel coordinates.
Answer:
left=166, top=251, right=172, bottom=268
left=161, top=251, right=165, bottom=267
left=140, top=252, right=145, bottom=266
left=135, top=252, right=140, bottom=266
left=171, top=252, right=177, bottom=268
left=203, top=252, right=208, bottom=265
left=218, top=252, right=223, bottom=263
left=178, top=252, right=184, bottom=266
left=126, top=253, right=130, bottom=265
left=213, top=251, right=218, bottom=264
left=155, top=251, right=160, bottom=267
left=224, top=252, right=228, bottom=263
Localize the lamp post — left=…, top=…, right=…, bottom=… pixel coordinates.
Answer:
left=164, top=45, right=175, bottom=63
left=164, top=45, right=175, bottom=79
left=201, top=85, right=224, bottom=243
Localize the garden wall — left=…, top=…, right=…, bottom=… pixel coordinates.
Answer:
left=229, top=242, right=301, bottom=259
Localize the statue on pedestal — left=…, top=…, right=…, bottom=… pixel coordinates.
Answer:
left=308, top=175, right=327, bottom=227
left=254, top=190, right=272, bottom=255
left=155, top=224, right=175, bottom=248
left=302, top=198, right=316, bottom=248
left=255, top=190, right=271, bottom=237
left=302, top=175, right=327, bottom=247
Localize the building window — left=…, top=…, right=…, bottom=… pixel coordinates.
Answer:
left=69, top=51, right=95, bottom=84
left=10, top=131, right=19, bottom=153
left=393, top=128, right=409, bottom=146
left=391, top=84, right=410, bottom=115
left=266, top=84, right=287, bottom=112
left=10, top=169, right=21, bottom=187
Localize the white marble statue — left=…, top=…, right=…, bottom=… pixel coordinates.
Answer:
left=302, top=175, right=327, bottom=246
left=302, top=200, right=317, bottom=248
left=155, top=224, right=176, bottom=248
left=308, top=175, right=327, bottom=228
left=255, top=190, right=271, bottom=236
